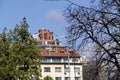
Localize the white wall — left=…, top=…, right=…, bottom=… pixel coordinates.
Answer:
left=41, top=64, right=83, bottom=80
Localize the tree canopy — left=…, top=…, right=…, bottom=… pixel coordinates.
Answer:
left=0, top=17, right=41, bottom=80
left=44, top=75, right=54, bottom=80
left=65, top=0, right=120, bottom=80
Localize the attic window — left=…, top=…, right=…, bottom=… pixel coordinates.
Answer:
left=49, top=50, right=55, bottom=54
left=60, top=50, right=64, bottom=53
left=69, top=51, right=73, bottom=53
left=50, top=50, right=55, bottom=53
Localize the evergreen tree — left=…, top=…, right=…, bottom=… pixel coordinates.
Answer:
left=0, top=17, right=41, bottom=80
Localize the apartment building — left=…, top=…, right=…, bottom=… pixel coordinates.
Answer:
left=36, top=28, right=83, bottom=80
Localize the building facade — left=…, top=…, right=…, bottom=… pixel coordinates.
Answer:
left=36, top=28, right=83, bottom=80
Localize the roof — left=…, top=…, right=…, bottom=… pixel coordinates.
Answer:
left=41, top=50, right=80, bottom=58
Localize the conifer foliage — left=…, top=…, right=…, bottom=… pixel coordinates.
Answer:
left=0, top=17, right=41, bottom=80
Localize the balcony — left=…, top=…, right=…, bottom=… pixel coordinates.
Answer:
left=41, top=58, right=81, bottom=64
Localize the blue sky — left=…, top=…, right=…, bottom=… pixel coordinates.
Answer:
left=0, top=0, right=90, bottom=44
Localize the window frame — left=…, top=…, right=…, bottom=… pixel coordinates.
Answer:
left=74, top=67, right=80, bottom=72
left=72, top=58, right=78, bottom=63
left=55, top=67, right=61, bottom=72
left=65, top=77, right=70, bottom=80
left=52, top=58, right=61, bottom=62
left=55, top=77, right=61, bottom=80
left=64, top=67, right=71, bottom=72
left=44, top=67, right=51, bottom=72
left=63, top=58, right=69, bottom=63
left=42, top=58, right=51, bottom=62
left=74, top=77, right=80, bottom=80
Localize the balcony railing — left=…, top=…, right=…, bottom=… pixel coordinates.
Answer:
left=41, top=58, right=82, bottom=63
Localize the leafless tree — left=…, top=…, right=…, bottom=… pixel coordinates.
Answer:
left=64, top=0, right=120, bottom=80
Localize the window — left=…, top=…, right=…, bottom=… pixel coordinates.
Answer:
left=65, top=67, right=70, bottom=72
left=42, top=58, right=51, bottom=62
left=44, top=67, right=50, bottom=72
left=55, top=77, right=61, bottom=80
left=52, top=58, right=61, bottom=62
left=65, top=77, right=70, bottom=80
left=60, top=50, right=64, bottom=53
left=55, top=67, right=61, bottom=72
left=75, top=77, right=80, bottom=80
left=74, top=67, right=80, bottom=72
left=64, top=58, right=69, bottom=62
left=72, top=58, right=78, bottom=63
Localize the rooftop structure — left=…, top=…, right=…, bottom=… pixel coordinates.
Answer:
left=37, top=28, right=61, bottom=46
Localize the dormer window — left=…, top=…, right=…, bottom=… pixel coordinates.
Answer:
left=60, top=50, right=64, bottom=53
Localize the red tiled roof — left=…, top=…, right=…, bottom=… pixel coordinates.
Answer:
left=41, top=50, right=80, bottom=58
